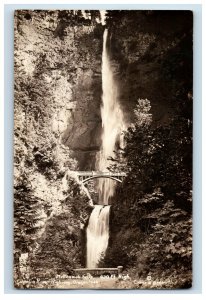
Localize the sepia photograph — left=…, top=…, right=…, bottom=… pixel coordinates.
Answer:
left=13, top=9, right=193, bottom=289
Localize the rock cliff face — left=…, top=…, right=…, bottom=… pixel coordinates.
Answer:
left=15, top=10, right=104, bottom=172
left=60, top=24, right=104, bottom=169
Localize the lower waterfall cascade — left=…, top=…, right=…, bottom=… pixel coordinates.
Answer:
left=86, top=205, right=110, bottom=268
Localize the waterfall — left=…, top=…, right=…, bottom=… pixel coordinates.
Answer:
left=97, top=28, right=125, bottom=205
left=86, top=205, right=110, bottom=268
left=86, top=29, right=125, bottom=268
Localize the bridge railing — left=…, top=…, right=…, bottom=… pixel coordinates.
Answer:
left=75, top=171, right=126, bottom=177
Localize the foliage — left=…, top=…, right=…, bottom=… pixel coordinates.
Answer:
left=103, top=93, right=192, bottom=286
left=134, top=99, right=152, bottom=127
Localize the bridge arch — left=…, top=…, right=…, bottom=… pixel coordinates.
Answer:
left=76, top=171, right=126, bottom=185
left=81, top=175, right=123, bottom=184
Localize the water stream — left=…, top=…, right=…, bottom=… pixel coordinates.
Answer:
left=86, top=29, right=125, bottom=268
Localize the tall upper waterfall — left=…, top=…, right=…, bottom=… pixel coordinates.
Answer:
left=96, top=28, right=125, bottom=205
left=87, top=29, right=125, bottom=268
